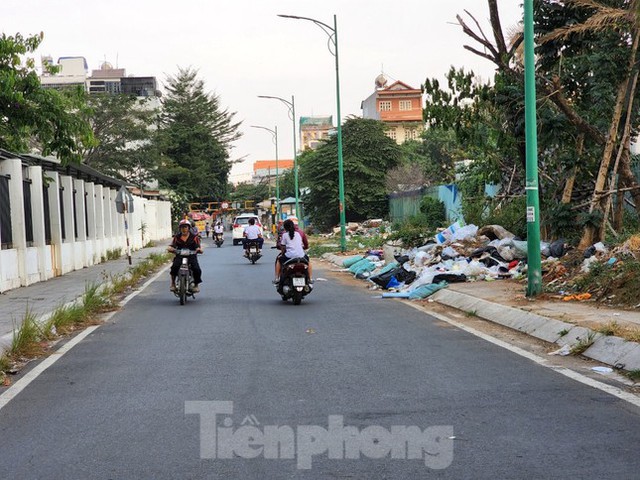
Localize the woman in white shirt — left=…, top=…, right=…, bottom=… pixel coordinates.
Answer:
left=274, top=219, right=313, bottom=283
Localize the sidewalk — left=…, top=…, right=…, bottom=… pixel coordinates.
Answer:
left=322, top=254, right=640, bottom=372
left=0, top=241, right=171, bottom=354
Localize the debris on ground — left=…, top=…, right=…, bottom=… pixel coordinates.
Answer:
left=323, top=221, right=640, bottom=308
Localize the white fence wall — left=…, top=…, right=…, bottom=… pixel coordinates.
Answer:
left=0, top=155, right=172, bottom=293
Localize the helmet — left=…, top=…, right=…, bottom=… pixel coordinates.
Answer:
left=179, top=219, right=191, bottom=227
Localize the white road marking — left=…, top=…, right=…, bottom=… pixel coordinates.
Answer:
left=405, top=302, right=640, bottom=409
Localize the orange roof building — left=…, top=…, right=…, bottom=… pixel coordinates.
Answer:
left=361, top=75, right=424, bottom=144
left=253, top=159, right=294, bottom=185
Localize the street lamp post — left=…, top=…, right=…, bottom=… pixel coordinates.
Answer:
left=278, top=13, right=347, bottom=252
left=257, top=95, right=300, bottom=224
left=524, top=0, right=542, bottom=297
left=251, top=125, right=279, bottom=224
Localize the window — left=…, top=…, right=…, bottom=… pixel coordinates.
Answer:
left=399, top=100, right=412, bottom=111
left=43, top=186, right=52, bottom=245
left=59, top=187, right=66, bottom=241
left=23, top=179, right=34, bottom=246
left=0, top=176, right=12, bottom=249
left=405, top=129, right=417, bottom=140
left=386, top=129, right=397, bottom=140
left=379, top=101, right=391, bottom=112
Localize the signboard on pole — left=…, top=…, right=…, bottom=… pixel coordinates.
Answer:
left=115, top=186, right=134, bottom=265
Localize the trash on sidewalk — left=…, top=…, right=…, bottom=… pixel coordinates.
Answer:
left=562, top=293, right=592, bottom=301
left=548, top=344, right=572, bottom=356
left=591, top=366, right=614, bottom=375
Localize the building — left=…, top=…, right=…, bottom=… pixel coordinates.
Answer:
left=87, top=62, right=125, bottom=94
left=361, top=74, right=424, bottom=144
left=299, top=116, right=333, bottom=151
left=40, top=56, right=159, bottom=98
left=252, top=159, right=294, bottom=185
left=40, top=56, right=88, bottom=90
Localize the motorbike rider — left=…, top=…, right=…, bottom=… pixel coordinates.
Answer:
left=213, top=220, right=224, bottom=238
left=242, top=217, right=263, bottom=256
left=274, top=218, right=312, bottom=284
left=168, top=219, right=203, bottom=292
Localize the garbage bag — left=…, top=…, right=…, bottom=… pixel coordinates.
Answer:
left=408, top=282, right=448, bottom=299
left=342, top=255, right=365, bottom=268
left=394, top=254, right=410, bottom=265
left=348, top=258, right=370, bottom=273
left=432, top=273, right=467, bottom=284
left=549, top=239, right=567, bottom=258
left=386, top=276, right=401, bottom=289
left=352, top=261, right=376, bottom=276
left=477, top=225, right=514, bottom=240
left=370, top=269, right=399, bottom=288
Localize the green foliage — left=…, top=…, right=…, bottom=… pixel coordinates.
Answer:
left=389, top=214, right=434, bottom=247
left=229, top=181, right=269, bottom=206
left=300, top=117, right=401, bottom=230
left=419, top=196, right=447, bottom=228
left=0, top=32, right=94, bottom=162
left=156, top=67, right=241, bottom=199
left=82, top=93, right=160, bottom=186
left=543, top=202, right=580, bottom=242
left=461, top=194, right=527, bottom=239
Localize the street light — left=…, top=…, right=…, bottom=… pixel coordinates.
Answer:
left=524, top=0, right=542, bottom=296
left=251, top=125, right=279, bottom=223
left=257, top=94, right=300, bottom=224
left=278, top=13, right=347, bottom=252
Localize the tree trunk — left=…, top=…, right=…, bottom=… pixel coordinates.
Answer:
left=562, top=134, right=583, bottom=204
left=579, top=27, right=640, bottom=249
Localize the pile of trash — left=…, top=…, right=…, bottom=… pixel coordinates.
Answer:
left=327, top=221, right=640, bottom=303
left=325, top=219, right=392, bottom=239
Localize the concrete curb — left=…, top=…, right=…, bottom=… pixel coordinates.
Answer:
left=322, top=252, right=640, bottom=372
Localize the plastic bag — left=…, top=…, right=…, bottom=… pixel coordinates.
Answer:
left=342, top=255, right=364, bottom=268
left=408, top=282, right=448, bottom=299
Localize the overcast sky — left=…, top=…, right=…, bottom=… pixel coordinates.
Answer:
left=5, top=0, right=523, bottom=177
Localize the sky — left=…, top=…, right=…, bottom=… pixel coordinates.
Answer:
left=5, top=0, right=524, bottom=178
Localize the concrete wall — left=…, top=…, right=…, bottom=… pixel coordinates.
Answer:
left=0, top=154, right=172, bottom=293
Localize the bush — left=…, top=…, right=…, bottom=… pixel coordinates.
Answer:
left=389, top=214, right=434, bottom=247
left=420, top=196, right=447, bottom=229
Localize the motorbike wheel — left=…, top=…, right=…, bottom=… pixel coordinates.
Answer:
left=179, top=276, right=187, bottom=305
left=293, top=292, right=302, bottom=305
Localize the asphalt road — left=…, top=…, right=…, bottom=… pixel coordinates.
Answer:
left=1, top=233, right=640, bottom=479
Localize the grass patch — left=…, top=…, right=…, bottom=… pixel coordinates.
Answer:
left=10, top=309, right=47, bottom=358
left=570, top=332, right=596, bottom=355
left=106, top=248, right=123, bottom=261
left=558, top=328, right=570, bottom=337
left=594, top=320, right=640, bottom=343
left=572, top=258, right=640, bottom=307
left=465, top=309, right=478, bottom=318
left=626, top=370, right=640, bottom=382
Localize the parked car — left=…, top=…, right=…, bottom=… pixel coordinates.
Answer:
left=232, top=214, right=262, bottom=245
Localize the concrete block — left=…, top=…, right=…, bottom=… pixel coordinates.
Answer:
left=583, top=335, right=637, bottom=366
left=615, top=345, right=640, bottom=371
left=556, top=326, right=600, bottom=347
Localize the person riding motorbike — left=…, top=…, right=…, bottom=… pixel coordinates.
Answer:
left=168, top=219, right=203, bottom=292
left=274, top=218, right=312, bottom=284
left=242, top=217, right=263, bottom=257
left=214, top=221, right=224, bottom=236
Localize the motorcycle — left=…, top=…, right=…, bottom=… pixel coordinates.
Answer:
left=172, top=249, right=200, bottom=305
left=245, top=239, right=262, bottom=264
left=214, top=232, right=224, bottom=248
left=276, top=257, right=312, bottom=305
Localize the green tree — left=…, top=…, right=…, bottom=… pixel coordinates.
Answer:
left=0, top=32, right=93, bottom=162
left=156, top=67, right=241, bottom=199
left=82, top=93, right=160, bottom=187
left=300, top=117, right=401, bottom=230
